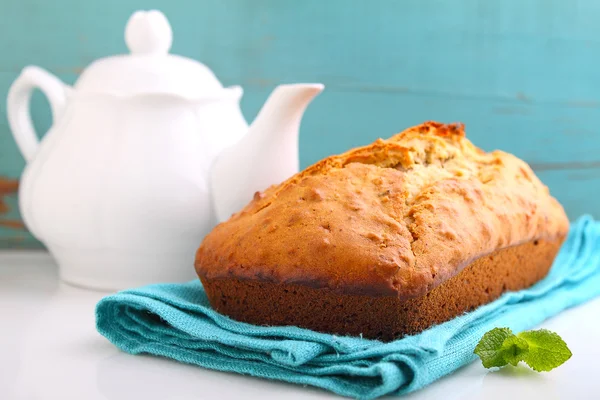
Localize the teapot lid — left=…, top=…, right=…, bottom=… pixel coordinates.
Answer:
left=74, top=10, right=227, bottom=98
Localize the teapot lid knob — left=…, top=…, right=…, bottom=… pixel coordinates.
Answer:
left=125, top=10, right=172, bottom=55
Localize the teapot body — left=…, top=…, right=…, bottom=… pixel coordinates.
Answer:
left=19, top=92, right=247, bottom=290
left=8, top=10, right=322, bottom=291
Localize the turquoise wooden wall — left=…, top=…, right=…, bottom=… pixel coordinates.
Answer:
left=1, top=0, right=599, bottom=248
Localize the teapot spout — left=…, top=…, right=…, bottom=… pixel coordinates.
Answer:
left=211, top=83, right=324, bottom=222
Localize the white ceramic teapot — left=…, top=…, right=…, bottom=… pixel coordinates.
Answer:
left=7, top=10, right=323, bottom=291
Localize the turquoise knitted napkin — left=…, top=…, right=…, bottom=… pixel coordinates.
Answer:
left=96, top=216, right=600, bottom=400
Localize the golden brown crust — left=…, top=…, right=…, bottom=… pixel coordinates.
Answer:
left=196, top=121, right=569, bottom=299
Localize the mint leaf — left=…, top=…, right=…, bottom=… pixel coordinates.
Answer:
left=475, top=327, right=572, bottom=373
left=517, top=329, right=572, bottom=372
left=474, top=327, right=515, bottom=368
left=501, top=335, right=529, bottom=366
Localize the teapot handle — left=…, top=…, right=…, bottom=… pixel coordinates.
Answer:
left=7, top=66, right=69, bottom=163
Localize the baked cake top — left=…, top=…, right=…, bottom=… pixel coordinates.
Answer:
left=196, top=122, right=569, bottom=298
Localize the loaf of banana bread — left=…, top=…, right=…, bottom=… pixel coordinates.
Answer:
left=195, top=121, right=569, bottom=341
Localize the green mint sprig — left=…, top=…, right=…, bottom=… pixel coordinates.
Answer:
left=474, top=327, right=572, bottom=372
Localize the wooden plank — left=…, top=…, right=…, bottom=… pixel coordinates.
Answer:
left=194, top=0, right=600, bottom=105
left=241, top=87, right=600, bottom=166
left=0, top=177, right=40, bottom=249
left=2, top=0, right=600, bottom=105
left=2, top=75, right=599, bottom=171
left=536, top=168, right=600, bottom=220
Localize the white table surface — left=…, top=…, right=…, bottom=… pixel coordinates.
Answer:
left=2, top=251, right=599, bottom=400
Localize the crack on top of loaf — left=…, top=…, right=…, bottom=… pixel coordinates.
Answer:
left=245, top=121, right=497, bottom=216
